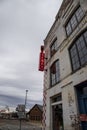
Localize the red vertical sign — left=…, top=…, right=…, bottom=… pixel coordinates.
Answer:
left=38, top=46, right=45, bottom=71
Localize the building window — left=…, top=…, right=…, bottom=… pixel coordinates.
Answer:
left=75, top=7, right=84, bottom=22
left=36, top=116, right=40, bottom=121
left=52, top=93, right=62, bottom=103
left=50, top=38, right=57, bottom=57
left=50, top=60, right=60, bottom=86
left=69, top=30, right=87, bottom=71
left=65, top=6, right=84, bottom=36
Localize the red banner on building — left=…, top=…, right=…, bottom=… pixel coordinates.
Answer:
left=80, top=114, right=87, bottom=121
left=38, top=46, right=45, bottom=71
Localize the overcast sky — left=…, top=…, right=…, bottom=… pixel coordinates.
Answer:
left=0, top=0, right=63, bottom=111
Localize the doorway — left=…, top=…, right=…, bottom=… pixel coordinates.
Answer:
left=52, top=104, right=63, bottom=130
left=76, top=81, right=87, bottom=130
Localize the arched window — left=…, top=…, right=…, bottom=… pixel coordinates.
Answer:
left=69, top=30, right=87, bottom=71
left=50, top=60, right=60, bottom=86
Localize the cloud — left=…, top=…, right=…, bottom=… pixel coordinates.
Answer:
left=0, top=94, right=42, bottom=110
left=0, top=0, right=63, bottom=110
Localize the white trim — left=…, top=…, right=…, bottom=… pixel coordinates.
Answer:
left=51, top=101, right=62, bottom=106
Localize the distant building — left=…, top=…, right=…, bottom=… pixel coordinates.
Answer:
left=0, top=109, right=19, bottom=119
left=0, top=111, right=12, bottom=119
left=27, top=104, right=43, bottom=122
left=43, top=0, right=87, bottom=130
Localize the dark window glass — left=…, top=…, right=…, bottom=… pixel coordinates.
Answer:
left=70, top=15, right=77, bottom=30
left=69, top=31, right=87, bottom=71
left=50, top=60, right=60, bottom=86
left=83, top=87, right=87, bottom=95
left=50, top=39, right=57, bottom=57
left=70, top=44, right=80, bottom=70
left=76, top=36, right=87, bottom=65
left=66, top=22, right=72, bottom=36
left=65, top=7, right=84, bottom=36
left=84, top=31, right=87, bottom=43
left=52, top=94, right=62, bottom=103
left=76, top=7, right=84, bottom=22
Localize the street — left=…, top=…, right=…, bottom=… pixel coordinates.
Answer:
left=0, top=119, right=42, bottom=130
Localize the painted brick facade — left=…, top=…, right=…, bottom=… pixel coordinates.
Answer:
left=43, top=0, right=87, bottom=130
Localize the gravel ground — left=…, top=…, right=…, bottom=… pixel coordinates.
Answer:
left=0, top=119, right=42, bottom=130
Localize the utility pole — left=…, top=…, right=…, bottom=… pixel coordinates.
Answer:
left=25, top=90, right=28, bottom=118
left=19, top=119, right=21, bottom=130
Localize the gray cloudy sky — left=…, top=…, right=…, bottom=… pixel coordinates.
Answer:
left=0, top=0, right=63, bottom=111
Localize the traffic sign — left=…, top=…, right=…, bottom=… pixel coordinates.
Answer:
left=17, top=112, right=25, bottom=119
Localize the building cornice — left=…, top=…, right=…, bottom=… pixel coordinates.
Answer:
left=44, top=0, right=74, bottom=47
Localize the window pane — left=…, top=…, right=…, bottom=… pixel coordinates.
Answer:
left=56, top=71, right=60, bottom=83
left=69, top=31, right=87, bottom=72
left=76, top=36, right=87, bottom=65
left=72, top=57, right=80, bottom=70
left=76, top=7, right=84, bottom=22
left=70, top=44, right=80, bottom=71
left=51, top=39, right=57, bottom=57
left=66, top=22, right=72, bottom=36
left=56, top=61, right=60, bottom=83
left=82, top=87, right=87, bottom=95
left=50, top=60, right=60, bottom=86
left=52, top=94, right=62, bottom=103
left=84, top=31, right=87, bottom=44
left=70, top=15, right=77, bottom=30
left=51, top=73, right=56, bottom=86
left=65, top=7, right=84, bottom=36
left=54, top=40, right=58, bottom=51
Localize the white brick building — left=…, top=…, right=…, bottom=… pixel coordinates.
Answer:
left=43, top=0, right=87, bottom=130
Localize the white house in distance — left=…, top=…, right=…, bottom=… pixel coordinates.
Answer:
left=43, top=0, right=87, bottom=130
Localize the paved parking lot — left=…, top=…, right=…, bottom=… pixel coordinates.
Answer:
left=0, top=119, right=42, bottom=130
